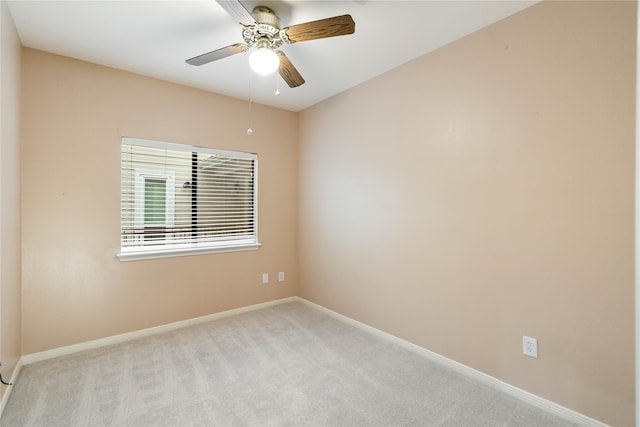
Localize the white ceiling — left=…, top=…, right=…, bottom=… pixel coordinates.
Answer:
left=7, top=0, right=538, bottom=112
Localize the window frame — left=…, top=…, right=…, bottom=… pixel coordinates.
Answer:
left=118, top=137, right=260, bottom=261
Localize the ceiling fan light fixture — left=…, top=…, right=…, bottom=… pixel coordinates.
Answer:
left=186, top=1, right=356, bottom=89
left=249, top=46, right=280, bottom=75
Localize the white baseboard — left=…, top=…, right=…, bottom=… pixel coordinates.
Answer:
left=0, top=357, right=23, bottom=420
left=295, top=297, right=607, bottom=427
left=22, top=297, right=298, bottom=365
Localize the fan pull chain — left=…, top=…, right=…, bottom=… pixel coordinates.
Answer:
left=275, top=73, right=281, bottom=96
left=247, top=69, right=253, bottom=135
left=247, top=99, right=253, bottom=135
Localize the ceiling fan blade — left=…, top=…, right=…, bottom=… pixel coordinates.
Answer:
left=216, top=0, right=256, bottom=26
left=277, top=51, right=305, bottom=88
left=186, top=43, right=247, bottom=66
left=284, top=14, right=355, bottom=43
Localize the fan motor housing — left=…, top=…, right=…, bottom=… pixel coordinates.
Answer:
left=242, top=6, right=284, bottom=49
left=252, top=6, right=281, bottom=29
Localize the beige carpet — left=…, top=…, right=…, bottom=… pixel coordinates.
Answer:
left=1, top=301, right=578, bottom=426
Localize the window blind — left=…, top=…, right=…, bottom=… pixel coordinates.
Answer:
left=120, top=137, right=258, bottom=259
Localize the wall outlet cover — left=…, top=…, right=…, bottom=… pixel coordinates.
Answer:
left=523, top=336, right=538, bottom=358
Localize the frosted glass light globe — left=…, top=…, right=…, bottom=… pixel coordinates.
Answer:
left=249, top=48, right=279, bottom=75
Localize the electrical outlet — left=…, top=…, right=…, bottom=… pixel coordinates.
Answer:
left=262, top=273, right=269, bottom=284
left=523, top=336, right=538, bottom=358
left=278, top=272, right=285, bottom=282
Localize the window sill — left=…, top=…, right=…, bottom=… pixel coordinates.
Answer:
left=117, top=242, right=261, bottom=262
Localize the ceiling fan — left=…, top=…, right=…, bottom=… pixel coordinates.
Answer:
left=186, top=0, right=356, bottom=88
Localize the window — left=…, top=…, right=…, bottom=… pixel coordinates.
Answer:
left=135, top=170, right=175, bottom=242
left=119, top=137, right=259, bottom=261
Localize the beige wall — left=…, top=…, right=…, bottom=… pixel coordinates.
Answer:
left=298, top=1, right=635, bottom=425
left=20, top=49, right=298, bottom=354
left=0, top=0, right=22, bottom=403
